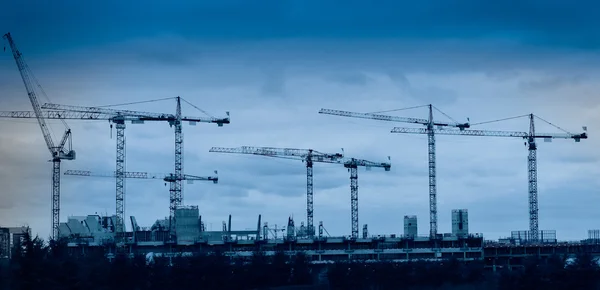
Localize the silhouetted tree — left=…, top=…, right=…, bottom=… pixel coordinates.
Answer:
left=11, top=236, right=600, bottom=290
left=566, top=252, right=600, bottom=289
left=291, top=252, right=312, bottom=285
left=10, top=231, right=48, bottom=289
left=271, top=250, right=291, bottom=286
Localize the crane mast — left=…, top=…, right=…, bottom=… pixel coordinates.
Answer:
left=306, top=150, right=314, bottom=236
left=427, top=106, right=437, bottom=238
left=527, top=114, right=538, bottom=240
left=391, top=117, right=587, bottom=242
left=115, top=118, right=126, bottom=236
left=319, top=105, right=468, bottom=237
left=3, top=32, right=75, bottom=239
left=344, top=158, right=391, bottom=238
left=172, top=97, right=184, bottom=235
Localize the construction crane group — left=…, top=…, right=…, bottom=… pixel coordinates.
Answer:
left=208, top=147, right=391, bottom=239
left=320, top=105, right=469, bottom=237
left=1, top=33, right=230, bottom=241
left=319, top=106, right=587, bottom=241
left=1, top=32, right=589, bottom=242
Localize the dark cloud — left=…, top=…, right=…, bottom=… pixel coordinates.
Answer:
left=327, top=72, right=374, bottom=86
left=4, top=0, right=600, bottom=52
left=519, top=74, right=589, bottom=91
left=485, top=70, right=521, bottom=82
left=260, top=65, right=286, bottom=97
left=384, top=70, right=459, bottom=106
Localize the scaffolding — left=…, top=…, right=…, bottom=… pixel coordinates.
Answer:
left=588, top=229, right=600, bottom=244
left=511, top=230, right=557, bottom=245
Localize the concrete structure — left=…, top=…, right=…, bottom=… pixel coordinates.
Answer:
left=451, top=209, right=469, bottom=237
left=58, top=215, right=115, bottom=244
left=59, top=233, right=600, bottom=269
left=67, top=234, right=485, bottom=263
left=175, top=206, right=200, bottom=244
left=404, top=215, right=418, bottom=238
left=128, top=213, right=262, bottom=244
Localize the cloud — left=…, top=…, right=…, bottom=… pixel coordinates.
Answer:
left=519, top=74, right=589, bottom=91
left=5, top=0, right=600, bottom=51
left=485, top=70, right=521, bottom=82
left=259, top=64, right=286, bottom=97
left=326, top=72, right=374, bottom=86
left=1, top=25, right=599, bottom=240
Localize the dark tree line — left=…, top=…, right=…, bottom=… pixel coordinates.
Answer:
left=328, top=254, right=600, bottom=290
left=1, top=233, right=312, bottom=290
left=3, top=232, right=600, bottom=289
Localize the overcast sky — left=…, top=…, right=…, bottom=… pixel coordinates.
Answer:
left=0, top=1, right=599, bottom=241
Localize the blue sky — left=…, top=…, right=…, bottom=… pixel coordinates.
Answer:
left=0, top=1, right=599, bottom=240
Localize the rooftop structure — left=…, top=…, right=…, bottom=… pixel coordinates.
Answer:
left=404, top=215, right=418, bottom=238
left=451, top=209, right=469, bottom=237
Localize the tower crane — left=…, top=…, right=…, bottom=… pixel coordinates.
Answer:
left=209, top=146, right=391, bottom=238
left=319, top=105, right=469, bottom=237
left=41, top=100, right=229, bottom=237
left=3, top=32, right=76, bottom=239
left=0, top=101, right=229, bottom=237
left=63, top=169, right=218, bottom=184
left=391, top=114, right=587, bottom=241
left=209, top=146, right=343, bottom=237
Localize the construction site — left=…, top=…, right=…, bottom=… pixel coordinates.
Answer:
left=0, top=31, right=597, bottom=268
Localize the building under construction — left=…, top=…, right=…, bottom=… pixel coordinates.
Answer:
left=45, top=209, right=484, bottom=263
left=6, top=209, right=599, bottom=271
